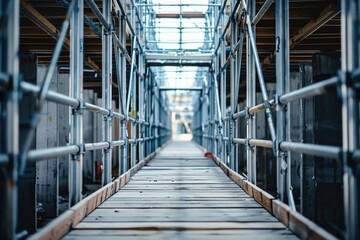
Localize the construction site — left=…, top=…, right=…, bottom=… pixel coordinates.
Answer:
left=0, top=0, right=359, bottom=239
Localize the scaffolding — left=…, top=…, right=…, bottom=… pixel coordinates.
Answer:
left=0, top=0, right=359, bottom=239
left=192, top=0, right=359, bottom=240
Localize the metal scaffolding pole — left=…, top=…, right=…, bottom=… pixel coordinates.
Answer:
left=229, top=0, right=237, bottom=171
left=0, top=0, right=19, bottom=238
left=220, top=9, right=226, bottom=163
left=242, top=0, right=276, bottom=144
left=139, top=55, right=145, bottom=162
left=120, top=7, right=128, bottom=174
left=102, top=0, right=112, bottom=186
left=246, top=0, right=256, bottom=184
left=341, top=0, right=360, bottom=239
left=69, top=0, right=84, bottom=206
left=275, top=0, right=291, bottom=205
left=131, top=58, right=137, bottom=168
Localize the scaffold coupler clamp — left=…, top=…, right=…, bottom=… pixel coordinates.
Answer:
left=72, top=143, right=85, bottom=161
left=73, top=98, right=85, bottom=116
left=105, top=109, right=113, bottom=123
left=336, top=70, right=347, bottom=98
left=352, top=68, right=360, bottom=88
left=280, top=146, right=288, bottom=174
left=106, top=140, right=113, bottom=153
left=245, top=138, right=253, bottom=151
left=245, top=106, right=251, bottom=120
left=274, top=94, right=286, bottom=112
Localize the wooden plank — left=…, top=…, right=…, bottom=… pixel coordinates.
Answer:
left=247, top=181, right=274, bottom=213
left=212, top=152, right=275, bottom=212
left=98, top=200, right=260, bottom=209
left=64, top=229, right=298, bottom=240
left=272, top=199, right=291, bottom=227
left=29, top=210, right=74, bottom=240
left=74, top=221, right=287, bottom=230
left=57, top=141, right=299, bottom=239
left=82, top=208, right=277, bottom=222
left=121, top=184, right=240, bottom=190
left=289, top=210, right=337, bottom=240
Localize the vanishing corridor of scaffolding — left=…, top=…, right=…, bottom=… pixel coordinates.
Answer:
left=0, top=0, right=359, bottom=239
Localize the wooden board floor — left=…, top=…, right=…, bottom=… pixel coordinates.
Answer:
left=64, top=141, right=298, bottom=240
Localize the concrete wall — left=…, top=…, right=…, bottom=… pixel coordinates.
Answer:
left=83, top=90, right=95, bottom=184
left=36, top=65, right=59, bottom=220
left=57, top=73, right=70, bottom=201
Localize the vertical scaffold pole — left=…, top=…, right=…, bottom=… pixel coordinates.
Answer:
left=102, top=0, right=112, bottom=185
left=139, top=54, right=145, bottom=162
left=229, top=0, right=237, bottom=171
left=341, top=0, right=360, bottom=239
left=0, top=0, right=20, bottom=238
left=275, top=0, right=290, bottom=205
left=69, top=0, right=84, bottom=206
left=138, top=3, right=145, bottom=161
left=220, top=9, right=226, bottom=163
left=131, top=61, right=137, bottom=167
left=213, top=0, right=220, bottom=157
left=209, top=72, right=214, bottom=154
left=119, top=2, right=128, bottom=174
left=246, top=0, right=256, bottom=184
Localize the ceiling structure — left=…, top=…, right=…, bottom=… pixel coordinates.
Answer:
left=19, top=0, right=341, bottom=110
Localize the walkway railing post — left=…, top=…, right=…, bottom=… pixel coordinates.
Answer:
left=245, top=0, right=256, bottom=184
left=210, top=73, right=215, bottom=155
left=341, top=0, right=360, bottom=239
left=102, top=0, right=113, bottom=185
left=220, top=10, right=226, bottom=163
left=131, top=61, right=137, bottom=167
left=69, top=0, right=84, bottom=205
left=213, top=0, right=220, bottom=156
left=229, top=0, right=237, bottom=171
left=275, top=0, right=291, bottom=205
left=139, top=53, right=145, bottom=162
left=0, top=0, right=20, bottom=238
left=119, top=1, right=128, bottom=175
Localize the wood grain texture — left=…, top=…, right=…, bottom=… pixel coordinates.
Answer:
left=62, top=141, right=298, bottom=240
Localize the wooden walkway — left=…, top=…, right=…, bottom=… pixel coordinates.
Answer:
left=63, top=141, right=298, bottom=239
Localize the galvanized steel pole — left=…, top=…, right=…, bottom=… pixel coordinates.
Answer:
left=246, top=0, right=256, bottom=184
left=0, top=0, right=20, bottom=238
left=69, top=0, right=84, bottom=206
left=102, top=0, right=113, bottom=185
left=341, top=0, right=360, bottom=239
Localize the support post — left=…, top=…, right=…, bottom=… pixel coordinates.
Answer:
left=229, top=0, right=238, bottom=171
left=102, top=0, right=112, bottom=185
left=246, top=0, right=256, bottom=184
left=69, top=0, right=84, bottom=206
left=139, top=54, right=145, bottom=161
left=119, top=7, right=127, bottom=174
left=131, top=66, right=137, bottom=167
left=341, top=0, right=360, bottom=239
left=220, top=10, right=226, bottom=163
left=275, top=0, right=290, bottom=205
left=0, top=0, right=20, bottom=238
